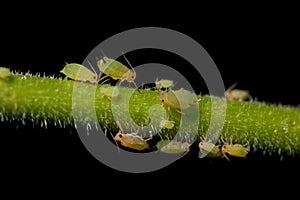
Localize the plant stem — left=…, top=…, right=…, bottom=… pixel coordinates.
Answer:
left=1, top=73, right=300, bottom=157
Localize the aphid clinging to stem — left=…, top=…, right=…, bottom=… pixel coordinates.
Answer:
left=97, top=55, right=138, bottom=88
left=155, top=79, right=174, bottom=90
left=198, top=140, right=223, bottom=159
left=224, top=82, right=252, bottom=101
left=60, top=63, right=99, bottom=84
left=221, top=143, right=250, bottom=161
left=159, top=88, right=198, bottom=113
left=114, top=130, right=150, bottom=151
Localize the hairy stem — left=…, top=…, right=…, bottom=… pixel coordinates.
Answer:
left=1, top=73, right=300, bottom=157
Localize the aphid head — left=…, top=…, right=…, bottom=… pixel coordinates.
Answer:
left=221, top=144, right=229, bottom=153
left=114, top=130, right=125, bottom=142
left=126, top=70, right=136, bottom=82
left=199, top=141, right=204, bottom=148
left=92, top=74, right=98, bottom=82
left=159, top=92, right=167, bottom=102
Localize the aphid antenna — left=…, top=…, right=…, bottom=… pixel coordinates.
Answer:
left=99, top=48, right=107, bottom=59
left=121, top=51, right=139, bottom=89
left=85, top=60, right=102, bottom=84
left=228, top=82, right=238, bottom=90
left=86, top=60, right=96, bottom=74
left=172, top=80, right=178, bottom=90
left=121, top=51, right=135, bottom=73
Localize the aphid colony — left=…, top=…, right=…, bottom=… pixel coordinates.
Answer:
left=58, top=56, right=251, bottom=160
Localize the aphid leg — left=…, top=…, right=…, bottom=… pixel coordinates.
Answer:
left=223, top=152, right=231, bottom=162
left=108, top=130, right=121, bottom=153
left=132, top=81, right=139, bottom=90
left=248, top=94, right=254, bottom=102
left=175, top=108, right=186, bottom=116
left=179, top=149, right=190, bottom=159
left=98, top=75, right=109, bottom=84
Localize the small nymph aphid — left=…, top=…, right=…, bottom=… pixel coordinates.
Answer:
left=156, top=140, right=190, bottom=156
left=0, top=67, right=12, bottom=79
left=198, top=141, right=223, bottom=159
left=155, top=79, right=174, bottom=90
left=224, top=82, right=252, bottom=101
left=97, top=56, right=137, bottom=88
left=60, top=63, right=99, bottom=84
left=100, top=86, right=119, bottom=99
left=160, top=119, right=175, bottom=129
left=221, top=143, right=250, bottom=160
left=159, top=88, right=198, bottom=111
left=114, top=130, right=149, bottom=151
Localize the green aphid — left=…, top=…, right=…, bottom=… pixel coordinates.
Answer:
left=224, top=83, right=252, bottom=101
left=221, top=143, right=250, bottom=161
left=160, top=88, right=198, bottom=111
left=97, top=56, right=137, bottom=87
left=114, top=130, right=149, bottom=151
left=160, top=119, right=175, bottom=129
left=155, top=79, right=174, bottom=90
left=0, top=67, right=12, bottom=79
left=156, top=140, right=190, bottom=155
left=60, top=63, right=98, bottom=84
left=198, top=141, right=223, bottom=159
left=100, top=86, right=119, bottom=99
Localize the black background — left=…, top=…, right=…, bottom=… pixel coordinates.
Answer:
left=1, top=4, right=299, bottom=196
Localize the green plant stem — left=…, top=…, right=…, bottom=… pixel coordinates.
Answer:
left=1, top=74, right=300, bottom=157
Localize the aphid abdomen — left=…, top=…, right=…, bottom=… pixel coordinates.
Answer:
left=60, top=63, right=97, bottom=83
left=98, top=57, right=130, bottom=80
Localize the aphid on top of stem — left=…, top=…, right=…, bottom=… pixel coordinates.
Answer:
left=0, top=67, right=12, bottom=79
left=160, top=119, right=175, bottom=129
left=97, top=55, right=138, bottom=88
left=159, top=88, right=198, bottom=112
left=114, top=130, right=150, bottom=151
left=198, top=140, right=223, bottom=159
left=155, top=79, right=174, bottom=90
left=224, top=82, right=252, bottom=101
left=60, top=63, right=99, bottom=84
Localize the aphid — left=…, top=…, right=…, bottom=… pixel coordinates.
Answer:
left=0, top=67, right=12, bottom=79
left=160, top=119, right=175, bottom=129
left=224, top=82, right=252, bottom=101
left=114, top=130, right=149, bottom=151
left=160, top=88, right=198, bottom=111
left=60, top=63, right=98, bottom=84
left=97, top=56, right=137, bottom=87
left=100, top=86, right=119, bottom=99
left=156, top=140, right=190, bottom=156
left=155, top=79, right=174, bottom=90
left=221, top=143, right=250, bottom=160
left=198, top=141, right=223, bottom=159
